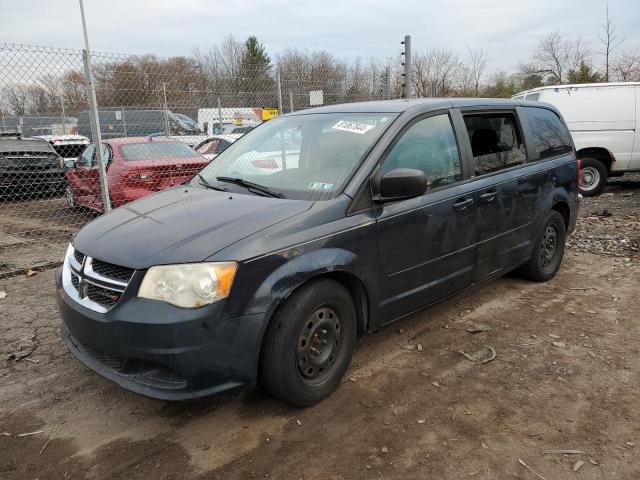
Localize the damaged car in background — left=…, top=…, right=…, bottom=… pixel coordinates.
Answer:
left=0, top=132, right=65, bottom=200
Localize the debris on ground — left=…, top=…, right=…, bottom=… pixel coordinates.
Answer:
left=6, top=334, right=38, bottom=361
left=573, top=460, right=585, bottom=472
left=39, top=424, right=64, bottom=455
left=552, top=341, right=566, bottom=348
left=459, top=347, right=496, bottom=364
left=0, top=291, right=6, bottom=299
left=25, top=269, right=37, bottom=277
left=17, top=430, right=43, bottom=437
left=518, top=459, right=547, bottom=480
left=466, top=324, right=491, bottom=334
left=543, top=449, right=584, bottom=455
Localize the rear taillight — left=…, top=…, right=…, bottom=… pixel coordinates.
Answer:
left=251, top=159, right=278, bottom=169
left=577, top=158, right=582, bottom=186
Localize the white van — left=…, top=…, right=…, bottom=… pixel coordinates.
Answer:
left=513, top=82, right=640, bottom=195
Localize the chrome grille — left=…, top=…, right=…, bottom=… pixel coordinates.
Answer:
left=63, top=244, right=133, bottom=313
left=91, top=259, right=134, bottom=283
left=73, top=249, right=85, bottom=265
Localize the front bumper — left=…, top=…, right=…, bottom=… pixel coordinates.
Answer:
left=56, top=268, right=268, bottom=400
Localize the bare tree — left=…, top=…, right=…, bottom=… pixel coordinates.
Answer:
left=467, top=47, right=489, bottom=96
left=611, top=52, right=640, bottom=81
left=598, top=3, right=624, bottom=82
left=411, top=48, right=461, bottom=97
left=531, top=30, right=590, bottom=84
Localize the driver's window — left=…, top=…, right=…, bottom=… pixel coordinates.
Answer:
left=77, top=144, right=95, bottom=167
left=381, top=114, right=462, bottom=190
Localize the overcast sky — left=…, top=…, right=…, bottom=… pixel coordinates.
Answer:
left=2, top=0, right=639, bottom=72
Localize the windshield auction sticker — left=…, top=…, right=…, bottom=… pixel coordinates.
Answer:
left=332, top=120, right=375, bottom=135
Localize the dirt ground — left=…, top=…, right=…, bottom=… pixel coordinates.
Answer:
left=0, top=196, right=94, bottom=277
left=1, top=176, right=639, bottom=480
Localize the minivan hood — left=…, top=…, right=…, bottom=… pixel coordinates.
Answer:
left=73, top=186, right=312, bottom=269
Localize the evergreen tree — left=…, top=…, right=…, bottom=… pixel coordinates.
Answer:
left=239, top=37, right=276, bottom=107
left=567, top=61, right=602, bottom=84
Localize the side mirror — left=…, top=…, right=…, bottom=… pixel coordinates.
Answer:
left=64, top=159, right=76, bottom=169
left=375, top=168, right=427, bottom=202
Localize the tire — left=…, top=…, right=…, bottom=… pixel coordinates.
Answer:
left=519, top=210, right=567, bottom=282
left=259, top=278, right=357, bottom=407
left=579, top=157, right=608, bottom=197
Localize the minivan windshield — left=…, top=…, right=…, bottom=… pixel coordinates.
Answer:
left=196, top=113, right=397, bottom=200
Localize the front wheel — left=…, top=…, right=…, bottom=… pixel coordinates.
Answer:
left=519, top=210, right=567, bottom=282
left=579, top=157, right=608, bottom=197
left=260, top=279, right=357, bottom=407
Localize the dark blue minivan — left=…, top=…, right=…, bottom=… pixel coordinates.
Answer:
left=56, top=98, right=579, bottom=406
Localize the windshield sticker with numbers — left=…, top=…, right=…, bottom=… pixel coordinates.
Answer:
left=331, top=120, right=375, bottom=135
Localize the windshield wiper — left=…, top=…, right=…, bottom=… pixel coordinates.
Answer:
left=197, top=173, right=228, bottom=192
left=216, top=176, right=285, bottom=198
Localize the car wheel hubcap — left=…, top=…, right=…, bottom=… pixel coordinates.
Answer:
left=540, top=225, right=558, bottom=267
left=580, top=166, right=600, bottom=191
left=297, top=306, right=341, bottom=380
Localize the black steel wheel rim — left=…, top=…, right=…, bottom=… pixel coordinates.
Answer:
left=540, top=224, right=558, bottom=267
left=296, top=306, right=341, bottom=381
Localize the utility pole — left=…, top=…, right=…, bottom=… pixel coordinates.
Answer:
left=161, top=82, right=169, bottom=135
left=276, top=68, right=284, bottom=114
left=380, top=66, right=391, bottom=99
left=401, top=35, right=412, bottom=99
left=59, top=95, right=67, bottom=134
left=79, top=0, right=110, bottom=212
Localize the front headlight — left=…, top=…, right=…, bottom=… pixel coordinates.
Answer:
left=138, top=262, right=237, bottom=308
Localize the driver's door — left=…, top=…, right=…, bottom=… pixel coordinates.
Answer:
left=67, top=143, right=95, bottom=207
left=374, top=112, right=477, bottom=323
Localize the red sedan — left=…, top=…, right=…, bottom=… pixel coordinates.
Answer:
left=65, top=136, right=209, bottom=212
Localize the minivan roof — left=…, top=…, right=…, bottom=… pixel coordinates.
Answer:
left=287, top=97, right=536, bottom=115
left=515, top=82, right=640, bottom=97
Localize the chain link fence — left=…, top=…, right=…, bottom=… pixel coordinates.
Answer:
left=0, top=42, right=392, bottom=277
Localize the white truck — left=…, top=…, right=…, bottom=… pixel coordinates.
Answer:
left=513, top=82, right=640, bottom=196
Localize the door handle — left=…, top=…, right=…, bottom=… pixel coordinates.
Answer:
left=479, top=189, right=498, bottom=202
left=452, top=197, right=474, bottom=212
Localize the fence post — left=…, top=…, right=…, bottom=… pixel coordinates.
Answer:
left=276, top=68, right=284, bottom=114
left=385, top=66, right=391, bottom=99
left=289, top=91, right=294, bottom=112
left=82, top=49, right=111, bottom=212
left=217, top=98, right=223, bottom=134
left=79, top=0, right=110, bottom=212
left=402, top=35, right=412, bottom=99
left=121, top=107, right=127, bottom=136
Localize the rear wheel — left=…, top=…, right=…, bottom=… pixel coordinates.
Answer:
left=519, top=210, right=567, bottom=282
left=579, top=157, right=608, bottom=197
left=260, top=279, right=357, bottom=407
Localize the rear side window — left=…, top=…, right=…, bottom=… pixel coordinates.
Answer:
left=525, top=93, right=540, bottom=101
left=463, top=112, right=526, bottom=176
left=120, top=141, right=198, bottom=161
left=521, top=107, right=573, bottom=161
left=381, top=114, right=462, bottom=190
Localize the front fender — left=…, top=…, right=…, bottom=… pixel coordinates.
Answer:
left=243, top=248, right=361, bottom=317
